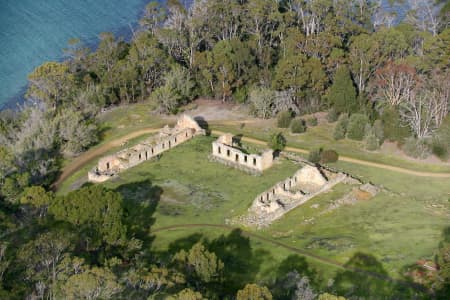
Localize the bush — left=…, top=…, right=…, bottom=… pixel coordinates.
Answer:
left=364, top=128, right=380, bottom=151
left=306, top=116, right=318, bottom=126
left=290, top=118, right=306, bottom=133
left=347, top=113, right=369, bottom=141
left=320, top=149, right=339, bottom=163
left=403, top=137, right=431, bottom=159
left=333, top=114, right=348, bottom=140
left=268, top=132, right=286, bottom=151
left=277, top=111, right=293, bottom=128
left=431, top=139, right=449, bottom=161
left=233, top=86, right=248, bottom=103
left=373, top=119, right=384, bottom=144
left=327, top=108, right=338, bottom=123
left=308, top=149, right=322, bottom=164
left=381, top=107, right=410, bottom=142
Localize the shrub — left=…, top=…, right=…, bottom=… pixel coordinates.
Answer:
left=233, top=86, right=248, bottom=103
left=308, top=149, right=322, bottom=164
left=277, top=111, right=293, bottom=128
left=327, top=108, right=338, bottom=123
left=373, top=119, right=384, bottom=144
left=268, top=132, right=286, bottom=151
left=381, top=107, right=410, bottom=142
left=320, top=150, right=339, bottom=163
left=347, top=113, right=369, bottom=141
left=431, top=139, right=449, bottom=161
left=306, top=116, right=318, bottom=126
left=364, top=128, right=380, bottom=151
left=333, top=114, right=348, bottom=140
left=403, top=137, right=431, bottom=159
left=290, top=118, right=306, bottom=133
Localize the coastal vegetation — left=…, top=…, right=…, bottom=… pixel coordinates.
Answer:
left=0, top=0, right=449, bottom=298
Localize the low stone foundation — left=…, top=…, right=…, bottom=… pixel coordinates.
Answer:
left=88, top=115, right=205, bottom=183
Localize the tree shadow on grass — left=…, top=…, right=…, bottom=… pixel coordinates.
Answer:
left=333, top=252, right=426, bottom=299
left=115, top=179, right=162, bottom=245
left=207, top=228, right=270, bottom=295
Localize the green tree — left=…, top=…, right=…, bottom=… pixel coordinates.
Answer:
left=333, top=114, right=349, bottom=140
left=168, top=288, right=204, bottom=300
left=236, top=283, right=272, bottom=300
left=268, top=132, right=286, bottom=151
left=20, top=186, right=54, bottom=217
left=328, top=66, right=358, bottom=114
left=173, top=242, right=224, bottom=284
left=49, top=186, right=126, bottom=246
left=61, top=267, right=122, bottom=300
left=27, top=62, right=75, bottom=109
left=346, top=114, right=369, bottom=141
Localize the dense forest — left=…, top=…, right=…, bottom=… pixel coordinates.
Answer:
left=0, top=0, right=449, bottom=299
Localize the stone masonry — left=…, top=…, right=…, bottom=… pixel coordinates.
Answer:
left=211, top=133, right=273, bottom=174
left=236, top=165, right=351, bottom=227
left=88, top=115, right=205, bottom=182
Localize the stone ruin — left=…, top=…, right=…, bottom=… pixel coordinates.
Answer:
left=210, top=133, right=273, bottom=174
left=233, top=164, right=359, bottom=227
left=88, top=115, right=205, bottom=182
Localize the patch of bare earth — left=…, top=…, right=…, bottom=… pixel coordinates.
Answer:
left=379, top=141, right=450, bottom=165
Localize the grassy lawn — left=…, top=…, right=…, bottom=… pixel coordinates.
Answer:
left=71, top=135, right=447, bottom=297
left=210, top=121, right=450, bottom=173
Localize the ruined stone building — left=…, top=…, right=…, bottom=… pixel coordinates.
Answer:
left=241, top=165, right=350, bottom=226
left=88, top=115, right=205, bottom=182
left=211, top=133, right=273, bottom=174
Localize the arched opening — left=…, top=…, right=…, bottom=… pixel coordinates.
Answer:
left=244, top=155, right=247, bottom=163
left=218, top=147, right=221, bottom=154
left=253, top=158, right=256, bottom=166
left=106, top=162, right=110, bottom=170
left=227, top=149, right=230, bottom=157
left=145, top=151, right=148, bottom=160
left=235, top=154, right=239, bottom=162
left=139, top=153, right=142, bottom=160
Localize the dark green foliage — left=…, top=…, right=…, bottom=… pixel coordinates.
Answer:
left=277, top=111, right=293, bottom=128
left=347, top=114, right=369, bottom=141
left=268, top=132, right=286, bottom=151
left=381, top=107, right=410, bottom=142
left=431, top=139, right=449, bottom=161
left=290, top=118, right=306, bottom=134
left=306, top=116, right=318, bottom=126
left=328, top=65, right=358, bottom=114
left=403, top=137, right=431, bottom=159
left=321, top=150, right=339, bottom=163
left=327, top=108, right=339, bottom=123
left=333, top=114, right=349, bottom=140
left=234, top=86, right=248, bottom=104
left=308, top=149, right=322, bottom=164
left=49, top=185, right=126, bottom=245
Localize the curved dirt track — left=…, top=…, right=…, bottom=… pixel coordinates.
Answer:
left=53, top=128, right=160, bottom=189
left=211, top=130, right=450, bottom=178
left=150, top=223, right=427, bottom=293
left=54, top=126, right=450, bottom=190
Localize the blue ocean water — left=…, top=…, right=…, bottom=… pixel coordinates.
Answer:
left=0, top=0, right=151, bottom=109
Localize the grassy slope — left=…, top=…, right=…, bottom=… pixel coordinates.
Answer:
left=89, top=136, right=448, bottom=295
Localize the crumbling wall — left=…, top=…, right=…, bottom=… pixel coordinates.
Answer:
left=236, top=165, right=350, bottom=227
left=211, top=134, right=273, bottom=173
left=88, top=115, right=204, bottom=182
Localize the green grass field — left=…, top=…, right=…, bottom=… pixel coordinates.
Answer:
left=73, top=135, right=448, bottom=297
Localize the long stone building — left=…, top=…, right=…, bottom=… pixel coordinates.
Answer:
left=211, top=133, right=273, bottom=174
left=88, top=115, right=205, bottom=182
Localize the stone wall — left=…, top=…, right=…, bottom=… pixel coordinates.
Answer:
left=236, top=165, right=351, bottom=227
left=88, top=115, right=204, bottom=182
left=211, top=134, right=273, bottom=173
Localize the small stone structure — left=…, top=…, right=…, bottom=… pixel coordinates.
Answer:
left=235, top=165, right=353, bottom=227
left=211, top=133, right=273, bottom=174
left=88, top=115, right=205, bottom=182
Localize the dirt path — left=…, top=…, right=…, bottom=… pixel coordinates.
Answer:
left=150, top=223, right=427, bottom=293
left=53, top=126, right=450, bottom=190
left=211, top=130, right=450, bottom=178
left=52, top=128, right=160, bottom=189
